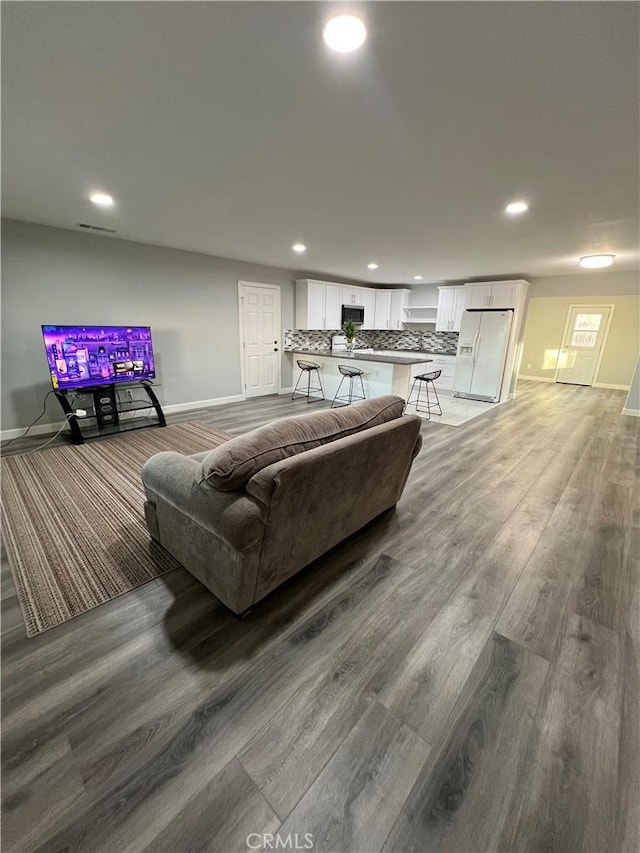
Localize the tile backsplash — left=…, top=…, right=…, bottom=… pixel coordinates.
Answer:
left=284, top=329, right=459, bottom=355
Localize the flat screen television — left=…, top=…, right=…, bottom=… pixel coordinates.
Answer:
left=42, top=325, right=156, bottom=391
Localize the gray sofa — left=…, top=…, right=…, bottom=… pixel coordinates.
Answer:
left=141, top=395, right=422, bottom=614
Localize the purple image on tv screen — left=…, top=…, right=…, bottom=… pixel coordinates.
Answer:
left=42, top=325, right=156, bottom=390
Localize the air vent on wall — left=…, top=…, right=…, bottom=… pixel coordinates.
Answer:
left=77, top=223, right=117, bottom=233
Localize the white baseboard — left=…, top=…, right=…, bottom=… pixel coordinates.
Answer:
left=593, top=382, right=631, bottom=391
left=622, top=407, right=640, bottom=417
left=162, top=394, right=245, bottom=415
left=0, top=420, right=68, bottom=442
left=518, top=375, right=554, bottom=383
left=279, top=387, right=294, bottom=394
left=1, top=394, right=247, bottom=443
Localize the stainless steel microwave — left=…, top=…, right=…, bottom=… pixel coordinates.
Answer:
left=341, top=304, right=365, bottom=325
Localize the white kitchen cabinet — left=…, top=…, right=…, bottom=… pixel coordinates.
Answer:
left=374, top=289, right=409, bottom=330
left=465, top=284, right=492, bottom=309
left=427, top=354, right=457, bottom=391
left=409, top=355, right=456, bottom=391
left=436, top=286, right=466, bottom=332
left=342, top=286, right=364, bottom=306
left=373, top=291, right=392, bottom=329
left=360, top=288, right=377, bottom=329
left=296, top=280, right=342, bottom=330
left=325, top=284, right=343, bottom=329
left=489, top=282, right=516, bottom=308
left=464, top=280, right=519, bottom=309
left=389, top=290, right=410, bottom=330
left=305, top=282, right=325, bottom=328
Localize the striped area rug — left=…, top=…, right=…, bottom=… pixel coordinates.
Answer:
left=1, top=422, right=231, bottom=637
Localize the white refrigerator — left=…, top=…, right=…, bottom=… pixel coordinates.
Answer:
left=453, top=310, right=513, bottom=403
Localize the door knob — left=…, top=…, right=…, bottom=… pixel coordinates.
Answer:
left=274, top=347, right=279, bottom=352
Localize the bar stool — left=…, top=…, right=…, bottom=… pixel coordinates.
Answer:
left=292, top=359, right=325, bottom=403
left=406, top=370, right=442, bottom=419
left=332, top=364, right=366, bottom=408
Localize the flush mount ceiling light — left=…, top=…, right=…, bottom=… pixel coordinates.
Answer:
left=323, top=15, right=367, bottom=53
left=579, top=254, right=616, bottom=269
left=505, top=200, right=528, bottom=215
left=292, top=243, right=307, bottom=254
left=89, top=192, right=114, bottom=207
left=367, top=263, right=379, bottom=270
left=413, top=275, right=423, bottom=281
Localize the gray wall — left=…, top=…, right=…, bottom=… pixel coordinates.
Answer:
left=408, top=283, right=439, bottom=307
left=1, top=219, right=304, bottom=431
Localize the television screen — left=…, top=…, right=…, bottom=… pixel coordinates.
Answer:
left=42, top=325, right=156, bottom=390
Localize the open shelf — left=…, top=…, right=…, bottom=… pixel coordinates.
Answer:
left=67, top=419, right=164, bottom=441
left=403, top=304, right=438, bottom=326
left=74, top=398, right=156, bottom=418
left=403, top=305, right=438, bottom=325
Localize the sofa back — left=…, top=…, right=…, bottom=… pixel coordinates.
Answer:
left=246, top=413, right=422, bottom=602
left=198, top=395, right=406, bottom=492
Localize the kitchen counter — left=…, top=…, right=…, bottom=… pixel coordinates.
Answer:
left=284, top=347, right=432, bottom=366
left=286, top=349, right=434, bottom=401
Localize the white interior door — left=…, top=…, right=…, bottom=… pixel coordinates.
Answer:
left=239, top=282, right=281, bottom=397
left=555, top=306, right=612, bottom=386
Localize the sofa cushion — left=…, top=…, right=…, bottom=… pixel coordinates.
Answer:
left=198, top=395, right=406, bottom=491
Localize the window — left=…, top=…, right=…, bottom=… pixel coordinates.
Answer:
left=574, top=314, right=602, bottom=331
left=570, top=330, right=598, bottom=348
left=570, top=313, right=602, bottom=348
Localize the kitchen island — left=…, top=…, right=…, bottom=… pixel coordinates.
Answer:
left=285, top=348, right=433, bottom=401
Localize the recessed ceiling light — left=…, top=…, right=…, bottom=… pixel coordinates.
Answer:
left=579, top=254, right=615, bottom=269
left=413, top=275, right=423, bottom=281
left=367, top=263, right=379, bottom=270
left=292, top=243, right=307, bottom=254
left=89, top=192, right=114, bottom=207
left=323, top=15, right=367, bottom=53
left=505, top=200, right=528, bottom=215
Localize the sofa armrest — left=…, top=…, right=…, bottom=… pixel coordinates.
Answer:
left=141, top=451, right=265, bottom=552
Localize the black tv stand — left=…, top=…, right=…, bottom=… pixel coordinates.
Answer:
left=54, top=381, right=166, bottom=445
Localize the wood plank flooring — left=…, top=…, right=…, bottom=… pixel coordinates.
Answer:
left=1, top=380, right=638, bottom=853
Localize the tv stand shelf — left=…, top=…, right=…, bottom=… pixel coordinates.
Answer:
left=54, top=381, right=166, bottom=445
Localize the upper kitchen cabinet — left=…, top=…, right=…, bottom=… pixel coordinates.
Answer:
left=465, top=284, right=492, bottom=309
left=464, top=280, right=528, bottom=309
left=375, top=289, right=409, bottom=330
left=374, top=290, right=409, bottom=329
left=373, top=291, right=391, bottom=329
left=296, top=281, right=407, bottom=331
left=325, top=283, right=343, bottom=329
left=296, top=279, right=343, bottom=330
left=436, top=286, right=467, bottom=332
left=360, top=288, right=377, bottom=329
left=390, top=290, right=410, bottom=330
left=342, top=286, right=363, bottom=305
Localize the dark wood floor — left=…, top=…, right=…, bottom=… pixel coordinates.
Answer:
left=1, top=381, right=638, bottom=853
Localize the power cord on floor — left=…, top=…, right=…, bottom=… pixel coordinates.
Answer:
left=14, top=414, right=77, bottom=455
left=1, top=391, right=56, bottom=449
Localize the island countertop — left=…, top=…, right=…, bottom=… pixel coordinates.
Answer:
left=285, top=348, right=433, bottom=366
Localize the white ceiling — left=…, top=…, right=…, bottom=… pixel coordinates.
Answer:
left=2, top=2, right=639, bottom=284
